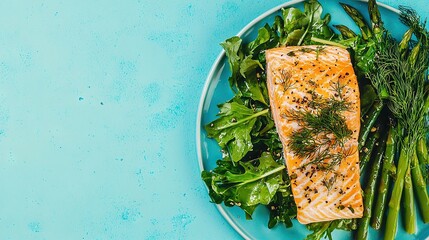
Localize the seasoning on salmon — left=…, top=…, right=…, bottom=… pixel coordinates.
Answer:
left=266, top=45, right=363, bottom=224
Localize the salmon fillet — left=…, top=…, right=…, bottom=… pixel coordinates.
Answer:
left=266, top=45, right=363, bottom=224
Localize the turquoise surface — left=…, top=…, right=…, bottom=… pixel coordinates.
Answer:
left=0, top=0, right=426, bottom=239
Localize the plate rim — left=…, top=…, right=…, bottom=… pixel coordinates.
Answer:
left=196, top=1, right=400, bottom=239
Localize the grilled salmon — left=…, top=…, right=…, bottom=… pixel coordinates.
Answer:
left=266, top=45, right=363, bottom=224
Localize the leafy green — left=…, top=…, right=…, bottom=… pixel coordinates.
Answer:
left=205, top=101, right=268, bottom=162
left=305, top=219, right=356, bottom=240
left=283, top=7, right=308, bottom=32
left=221, top=36, right=243, bottom=87
left=285, top=29, right=306, bottom=46
left=360, top=84, right=378, bottom=116
left=220, top=35, right=269, bottom=105
left=202, top=152, right=285, bottom=216
left=281, top=0, right=335, bottom=46
left=267, top=171, right=297, bottom=228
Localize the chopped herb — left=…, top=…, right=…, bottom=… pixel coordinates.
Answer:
left=287, top=51, right=296, bottom=56
left=276, top=69, right=295, bottom=92
left=315, top=46, right=326, bottom=60
left=322, top=175, right=337, bottom=192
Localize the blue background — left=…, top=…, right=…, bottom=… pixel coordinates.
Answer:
left=0, top=0, right=426, bottom=239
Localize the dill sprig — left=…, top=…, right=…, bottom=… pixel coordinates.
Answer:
left=276, top=69, right=295, bottom=92
left=300, top=147, right=355, bottom=171
left=321, top=174, right=337, bottom=192
left=371, top=36, right=427, bottom=153
left=285, top=80, right=353, bottom=171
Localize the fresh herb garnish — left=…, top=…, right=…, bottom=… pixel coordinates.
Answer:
left=285, top=80, right=353, bottom=172
left=321, top=174, right=337, bottom=192
left=276, top=69, right=295, bottom=92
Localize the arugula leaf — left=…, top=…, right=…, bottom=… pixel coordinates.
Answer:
left=220, top=33, right=271, bottom=104
left=305, top=219, right=356, bottom=240
left=281, top=0, right=335, bottom=46
left=360, top=84, right=378, bottom=116
left=238, top=57, right=267, bottom=105
left=202, top=152, right=285, bottom=216
left=267, top=171, right=297, bottom=228
left=205, top=101, right=269, bottom=162
left=273, top=16, right=287, bottom=45
left=221, top=36, right=243, bottom=89
left=285, top=29, right=306, bottom=46
left=354, top=39, right=376, bottom=73
left=239, top=56, right=263, bottom=78
left=305, top=0, right=333, bottom=39
left=247, top=27, right=271, bottom=54
left=283, top=7, right=309, bottom=33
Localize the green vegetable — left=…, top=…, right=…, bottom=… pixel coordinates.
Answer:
left=360, top=84, right=378, bottom=116
left=205, top=101, right=269, bottom=162
left=402, top=162, right=416, bottom=234
left=342, top=2, right=429, bottom=237
left=267, top=172, right=297, bottom=228
left=384, top=137, right=409, bottom=240
left=281, top=0, right=335, bottom=46
left=334, top=24, right=357, bottom=39
left=306, top=219, right=356, bottom=240
left=202, top=152, right=285, bottom=216
left=372, top=124, right=398, bottom=230
left=358, top=100, right=384, bottom=149
left=368, top=0, right=383, bottom=41
left=339, top=3, right=372, bottom=40
left=416, top=138, right=429, bottom=183
left=359, top=122, right=380, bottom=172
left=339, top=0, right=384, bottom=74
left=366, top=9, right=429, bottom=238
left=356, top=125, right=387, bottom=240
left=221, top=36, right=243, bottom=89
left=411, top=149, right=429, bottom=223
left=220, top=33, right=272, bottom=105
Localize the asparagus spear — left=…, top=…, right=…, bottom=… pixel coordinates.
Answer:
left=402, top=162, right=416, bottom=234
left=360, top=124, right=380, bottom=172
left=334, top=24, right=357, bottom=39
left=412, top=147, right=429, bottom=223
left=359, top=101, right=384, bottom=149
left=384, top=137, right=409, bottom=240
left=399, top=29, right=413, bottom=57
left=416, top=138, right=428, bottom=167
left=371, top=124, right=397, bottom=229
left=368, top=0, right=384, bottom=41
left=339, top=2, right=372, bottom=40
left=356, top=127, right=387, bottom=240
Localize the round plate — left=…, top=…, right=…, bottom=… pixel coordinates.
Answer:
left=196, top=0, right=429, bottom=239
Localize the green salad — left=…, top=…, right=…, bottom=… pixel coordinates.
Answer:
left=201, top=0, right=429, bottom=239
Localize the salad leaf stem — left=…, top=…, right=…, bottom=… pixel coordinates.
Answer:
left=216, top=108, right=269, bottom=131
left=224, top=165, right=286, bottom=192
left=310, top=37, right=347, bottom=48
